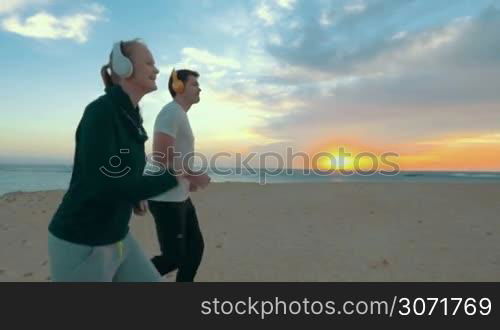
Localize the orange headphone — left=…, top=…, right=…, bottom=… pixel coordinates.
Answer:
left=171, top=68, right=184, bottom=94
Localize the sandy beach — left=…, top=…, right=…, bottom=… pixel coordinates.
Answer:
left=0, top=182, right=499, bottom=282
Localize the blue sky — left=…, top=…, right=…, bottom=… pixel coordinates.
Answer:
left=1, top=0, right=499, bottom=170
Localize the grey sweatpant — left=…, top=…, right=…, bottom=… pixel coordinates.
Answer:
left=48, top=232, right=161, bottom=282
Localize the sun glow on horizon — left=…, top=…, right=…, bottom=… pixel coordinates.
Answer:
left=310, top=132, right=500, bottom=172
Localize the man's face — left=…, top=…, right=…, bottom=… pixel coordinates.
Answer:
left=183, top=75, right=201, bottom=104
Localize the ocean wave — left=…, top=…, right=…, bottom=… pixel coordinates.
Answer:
left=0, top=166, right=72, bottom=173
left=450, top=173, right=500, bottom=178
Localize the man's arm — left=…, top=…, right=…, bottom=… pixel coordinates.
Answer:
left=153, top=132, right=178, bottom=170
left=152, top=132, right=210, bottom=189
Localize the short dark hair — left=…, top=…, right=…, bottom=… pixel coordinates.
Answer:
left=168, top=69, right=200, bottom=98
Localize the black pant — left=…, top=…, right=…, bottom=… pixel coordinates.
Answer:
left=148, top=198, right=204, bottom=282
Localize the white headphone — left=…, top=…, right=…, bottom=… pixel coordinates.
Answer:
left=110, top=41, right=133, bottom=78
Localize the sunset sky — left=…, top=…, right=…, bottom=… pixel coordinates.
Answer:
left=1, top=0, right=499, bottom=171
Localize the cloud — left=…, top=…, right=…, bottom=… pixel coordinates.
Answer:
left=391, top=31, right=407, bottom=40
left=334, top=0, right=416, bottom=30
left=265, top=5, right=500, bottom=81
left=255, top=2, right=277, bottom=26
left=181, top=48, right=241, bottom=70
left=269, top=33, right=282, bottom=45
left=254, top=0, right=297, bottom=26
left=276, top=0, right=296, bottom=10
left=235, top=5, right=500, bottom=148
left=344, top=2, right=366, bottom=14
left=319, top=9, right=335, bottom=26
left=264, top=0, right=485, bottom=76
left=212, top=6, right=254, bottom=37
left=169, top=46, right=289, bottom=103
left=417, top=133, right=500, bottom=146
left=152, top=1, right=500, bottom=157
left=0, top=0, right=52, bottom=15
left=1, top=4, right=105, bottom=43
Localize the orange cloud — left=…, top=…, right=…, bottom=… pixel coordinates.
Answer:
left=308, top=132, right=500, bottom=171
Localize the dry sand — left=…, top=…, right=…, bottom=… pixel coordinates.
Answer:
left=0, top=182, right=499, bottom=281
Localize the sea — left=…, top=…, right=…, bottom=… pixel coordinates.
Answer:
left=1, top=163, right=500, bottom=197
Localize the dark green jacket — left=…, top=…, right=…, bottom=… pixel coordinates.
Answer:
left=49, top=85, right=177, bottom=245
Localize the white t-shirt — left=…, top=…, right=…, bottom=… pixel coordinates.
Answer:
left=145, top=100, right=194, bottom=202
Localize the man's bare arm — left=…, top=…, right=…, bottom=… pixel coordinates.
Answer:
left=152, top=132, right=210, bottom=189
left=153, top=132, right=177, bottom=169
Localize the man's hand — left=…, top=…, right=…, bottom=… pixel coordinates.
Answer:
left=133, top=200, right=148, bottom=216
left=185, top=173, right=211, bottom=192
left=189, top=182, right=198, bottom=192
